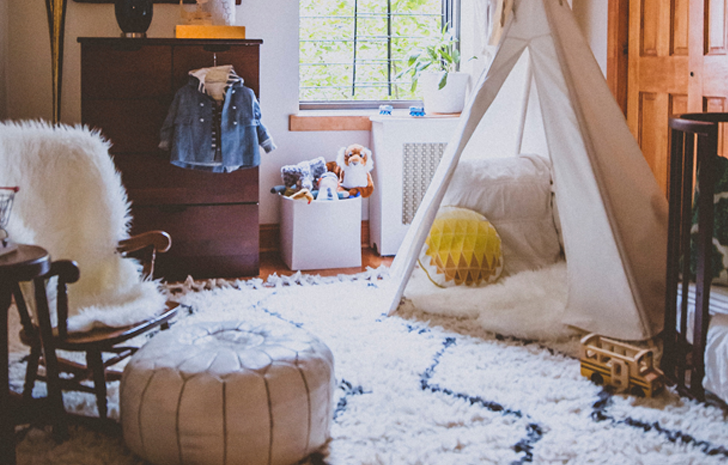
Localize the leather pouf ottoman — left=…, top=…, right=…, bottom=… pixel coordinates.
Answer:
left=120, top=320, right=335, bottom=465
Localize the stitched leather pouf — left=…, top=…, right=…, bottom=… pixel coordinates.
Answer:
left=120, top=320, right=335, bottom=465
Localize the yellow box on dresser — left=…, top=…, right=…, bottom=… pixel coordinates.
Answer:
left=175, top=25, right=246, bottom=39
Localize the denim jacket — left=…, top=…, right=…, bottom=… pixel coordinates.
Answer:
left=159, top=66, right=276, bottom=172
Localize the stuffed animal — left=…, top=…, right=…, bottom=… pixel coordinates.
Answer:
left=334, top=144, right=374, bottom=198
left=290, top=188, right=314, bottom=203
left=315, top=172, right=341, bottom=201
left=280, top=156, right=327, bottom=193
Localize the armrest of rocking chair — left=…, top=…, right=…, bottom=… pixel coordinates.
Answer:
left=117, top=230, right=172, bottom=255
left=48, top=259, right=81, bottom=284
left=31, top=258, right=179, bottom=344
left=117, top=230, right=172, bottom=279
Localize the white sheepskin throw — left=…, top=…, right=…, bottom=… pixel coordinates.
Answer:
left=403, top=260, right=578, bottom=341
left=0, top=120, right=166, bottom=332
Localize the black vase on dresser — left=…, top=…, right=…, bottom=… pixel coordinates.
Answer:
left=114, top=0, right=153, bottom=38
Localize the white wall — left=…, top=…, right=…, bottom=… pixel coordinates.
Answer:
left=3, top=0, right=608, bottom=225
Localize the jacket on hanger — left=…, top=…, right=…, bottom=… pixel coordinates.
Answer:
left=159, top=65, right=276, bottom=172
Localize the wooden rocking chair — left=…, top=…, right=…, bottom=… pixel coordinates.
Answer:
left=15, top=230, right=179, bottom=437
left=0, top=121, right=182, bottom=441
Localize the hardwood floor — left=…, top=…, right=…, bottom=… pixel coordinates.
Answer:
left=257, top=248, right=394, bottom=281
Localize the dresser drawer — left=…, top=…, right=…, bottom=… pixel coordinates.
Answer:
left=81, top=44, right=172, bottom=99
left=115, top=155, right=258, bottom=205
left=83, top=99, right=169, bottom=154
left=131, top=203, right=259, bottom=280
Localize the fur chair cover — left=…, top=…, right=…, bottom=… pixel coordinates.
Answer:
left=0, top=120, right=166, bottom=332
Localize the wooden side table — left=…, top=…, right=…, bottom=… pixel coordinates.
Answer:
left=0, top=245, right=50, bottom=465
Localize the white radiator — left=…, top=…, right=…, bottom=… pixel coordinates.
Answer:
left=369, top=116, right=460, bottom=256
left=401, top=142, right=448, bottom=225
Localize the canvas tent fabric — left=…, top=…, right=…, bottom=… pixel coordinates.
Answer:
left=386, top=0, right=669, bottom=341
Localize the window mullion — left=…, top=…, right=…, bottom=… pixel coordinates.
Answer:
left=352, top=0, right=359, bottom=97
left=387, top=0, right=392, bottom=97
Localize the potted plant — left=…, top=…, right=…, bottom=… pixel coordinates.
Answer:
left=396, top=24, right=470, bottom=114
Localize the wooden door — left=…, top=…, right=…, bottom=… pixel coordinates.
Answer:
left=624, top=0, right=728, bottom=193
left=626, top=0, right=689, bottom=193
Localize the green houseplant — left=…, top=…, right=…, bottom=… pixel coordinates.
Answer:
left=397, top=23, right=462, bottom=91
left=397, top=24, right=469, bottom=114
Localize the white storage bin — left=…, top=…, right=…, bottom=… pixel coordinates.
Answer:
left=279, top=195, right=362, bottom=270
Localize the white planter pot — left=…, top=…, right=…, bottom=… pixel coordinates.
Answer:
left=420, top=71, right=470, bottom=114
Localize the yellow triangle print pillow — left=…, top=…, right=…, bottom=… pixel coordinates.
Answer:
left=418, top=206, right=504, bottom=287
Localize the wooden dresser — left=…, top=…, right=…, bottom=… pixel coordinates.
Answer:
left=78, top=37, right=263, bottom=281
left=78, top=38, right=262, bottom=281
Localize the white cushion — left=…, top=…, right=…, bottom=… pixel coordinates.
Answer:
left=441, top=154, right=562, bottom=275
left=121, top=320, right=335, bottom=465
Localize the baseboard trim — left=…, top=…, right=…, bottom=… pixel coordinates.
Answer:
left=260, top=221, right=370, bottom=253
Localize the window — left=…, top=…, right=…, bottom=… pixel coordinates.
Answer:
left=299, top=0, right=460, bottom=109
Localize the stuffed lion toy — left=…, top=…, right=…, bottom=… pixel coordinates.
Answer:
left=328, top=144, right=375, bottom=198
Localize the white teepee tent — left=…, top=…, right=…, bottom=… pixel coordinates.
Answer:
left=387, top=0, right=668, bottom=341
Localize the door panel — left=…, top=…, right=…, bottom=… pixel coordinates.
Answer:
left=638, top=92, right=669, bottom=188
left=673, top=0, right=690, bottom=55
left=707, top=0, right=728, bottom=54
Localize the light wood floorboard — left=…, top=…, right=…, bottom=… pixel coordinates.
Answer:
left=257, top=248, right=394, bottom=281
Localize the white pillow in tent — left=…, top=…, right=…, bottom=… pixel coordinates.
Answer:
left=441, top=154, right=562, bottom=276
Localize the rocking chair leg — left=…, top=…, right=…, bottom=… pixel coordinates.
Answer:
left=14, top=281, right=40, bottom=401
left=23, top=339, right=41, bottom=401
left=34, top=277, right=68, bottom=442
left=86, top=349, right=107, bottom=420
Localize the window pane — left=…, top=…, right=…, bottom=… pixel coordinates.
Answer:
left=300, top=0, right=448, bottom=104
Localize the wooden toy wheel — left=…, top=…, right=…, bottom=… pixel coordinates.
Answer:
left=590, top=372, right=604, bottom=385
left=630, top=386, right=645, bottom=397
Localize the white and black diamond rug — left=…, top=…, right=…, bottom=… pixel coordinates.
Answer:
left=8, top=266, right=728, bottom=464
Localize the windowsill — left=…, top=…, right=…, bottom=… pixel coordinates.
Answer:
left=289, top=110, right=380, bottom=132
left=288, top=109, right=460, bottom=132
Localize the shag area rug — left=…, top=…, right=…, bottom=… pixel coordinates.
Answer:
left=8, top=264, right=728, bottom=464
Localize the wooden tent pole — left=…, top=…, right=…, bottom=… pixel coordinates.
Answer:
left=516, top=53, right=532, bottom=154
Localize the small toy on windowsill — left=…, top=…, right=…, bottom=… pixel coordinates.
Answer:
left=0, top=186, right=19, bottom=256
left=379, top=105, right=393, bottom=116
left=409, top=105, right=425, bottom=117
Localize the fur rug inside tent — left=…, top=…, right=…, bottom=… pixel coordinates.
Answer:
left=0, top=120, right=166, bottom=332
left=404, top=260, right=577, bottom=341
